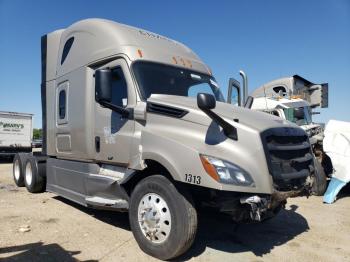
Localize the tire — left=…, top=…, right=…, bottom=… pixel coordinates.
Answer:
left=129, top=175, right=197, bottom=260
left=312, top=159, right=327, bottom=196
left=13, top=153, right=30, bottom=187
left=24, top=156, right=46, bottom=193
left=321, top=153, right=333, bottom=177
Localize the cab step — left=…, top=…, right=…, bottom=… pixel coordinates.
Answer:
left=85, top=196, right=128, bottom=210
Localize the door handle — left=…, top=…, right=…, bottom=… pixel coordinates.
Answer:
left=95, top=136, right=100, bottom=153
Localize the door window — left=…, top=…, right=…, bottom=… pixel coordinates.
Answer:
left=57, top=81, right=69, bottom=124
left=111, top=68, right=128, bottom=108
left=59, top=90, right=66, bottom=119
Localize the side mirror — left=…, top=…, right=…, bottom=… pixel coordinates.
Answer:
left=197, top=93, right=238, bottom=140
left=197, top=93, right=216, bottom=110
left=95, top=69, right=112, bottom=103
left=227, top=78, right=241, bottom=106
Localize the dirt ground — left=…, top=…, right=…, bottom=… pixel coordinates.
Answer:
left=1, top=159, right=350, bottom=262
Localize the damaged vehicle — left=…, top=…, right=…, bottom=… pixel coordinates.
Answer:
left=227, top=72, right=330, bottom=196
left=13, top=19, right=314, bottom=260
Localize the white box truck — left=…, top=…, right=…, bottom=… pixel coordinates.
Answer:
left=0, top=111, right=33, bottom=156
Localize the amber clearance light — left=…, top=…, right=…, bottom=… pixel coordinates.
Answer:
left=200, top=155, right=220, bottom=182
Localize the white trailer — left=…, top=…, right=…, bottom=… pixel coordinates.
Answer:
left=0, top=111, right=33, bottom=156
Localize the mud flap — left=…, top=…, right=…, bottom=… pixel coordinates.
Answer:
left=323, top=177, right=347, bottom=204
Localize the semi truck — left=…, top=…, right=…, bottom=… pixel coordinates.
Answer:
left=13, top=19, right=315, bottom=260
left=0, top=111, right=33, bottom=156
left=227, top=72, right=330, bottom=195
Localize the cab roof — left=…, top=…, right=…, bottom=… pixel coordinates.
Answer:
left=54, top=18, right=211, bottom=78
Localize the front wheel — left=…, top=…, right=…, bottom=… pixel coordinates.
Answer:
left=312, top=160, right=327, bottom=196
left=129, top=175, right=197, bottom=260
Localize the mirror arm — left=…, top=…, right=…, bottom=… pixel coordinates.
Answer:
left=227, top=78, right=241, bottom=106
left=99, top=100, right=130, bottom=118
left=201, top=108, right=238, bottom=141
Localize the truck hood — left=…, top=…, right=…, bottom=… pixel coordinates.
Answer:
left=148, top=94, right=299, bottom=133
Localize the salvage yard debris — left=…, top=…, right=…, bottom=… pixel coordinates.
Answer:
left=18, top=225, right=31, bottom=233
left=323, top=120, right=350, bottom=204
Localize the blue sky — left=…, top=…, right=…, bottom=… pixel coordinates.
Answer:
left=0, top=0, right=349, bottom=128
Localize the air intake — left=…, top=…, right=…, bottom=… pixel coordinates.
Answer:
left=147, top=103, right=188, bottom=118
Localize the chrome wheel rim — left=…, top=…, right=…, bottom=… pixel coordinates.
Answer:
left=138, top=193, right=171, bottom=244
left=25, top=162, right=33, bottom=186
left=14, top=160, right=20, bottom=181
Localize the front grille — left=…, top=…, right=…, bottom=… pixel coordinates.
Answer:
left=262, top=128, right=314, bottom=191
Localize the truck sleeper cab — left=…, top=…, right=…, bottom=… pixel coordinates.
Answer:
left=13, top=19, right=313, bottom=260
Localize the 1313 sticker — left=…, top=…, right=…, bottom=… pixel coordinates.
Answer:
left=185, top=174, right=201, bottom=185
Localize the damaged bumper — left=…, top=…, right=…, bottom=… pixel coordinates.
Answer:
left=197, top=177, right=312, bottom=223
left=208, top=185, right=311, bottom=223
left=239, top=187, right=311, bottom=222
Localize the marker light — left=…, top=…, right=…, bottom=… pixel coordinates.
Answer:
left=200, top=155, right=220, bottom=182
left=186, top=59, right=192, bottom=68
left=172, top=56, right=178, bottom=64
left=180, top=58, right=186, bottom=66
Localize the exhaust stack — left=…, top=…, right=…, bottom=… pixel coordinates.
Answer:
left=239, top=70, right=248, bottom=105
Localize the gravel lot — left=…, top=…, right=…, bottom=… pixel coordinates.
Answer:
left=1, top=158, right=350, bottom=262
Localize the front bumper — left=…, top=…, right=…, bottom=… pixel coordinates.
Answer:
left=201, top=184, right=311, bottom=223
left=239, top=186, right=311, bottom=222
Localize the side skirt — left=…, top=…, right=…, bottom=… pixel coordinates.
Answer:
left=46, top=158, right=130, bottom=210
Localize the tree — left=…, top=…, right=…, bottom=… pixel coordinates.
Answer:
left=33, top=128, right=42, bottom=139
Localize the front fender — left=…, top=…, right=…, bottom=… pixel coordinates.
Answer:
left=140, top=130, right=223, bottom=190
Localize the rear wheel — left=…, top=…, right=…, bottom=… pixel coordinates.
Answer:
left=24, top=156, right=46, bottom=193
left=13, top=153, right=30, bottom=187
left=129, top=175, right=197, bottom=260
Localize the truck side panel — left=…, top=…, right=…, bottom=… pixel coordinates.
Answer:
left=47, top=67, right=96, bottom=160
left=42, top=30, right=64, bottom=155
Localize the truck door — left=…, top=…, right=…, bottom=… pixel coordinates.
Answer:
left=94, top=59, right=135, bottom=165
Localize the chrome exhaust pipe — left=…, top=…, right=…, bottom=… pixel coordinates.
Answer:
left=239, top=70, right=248, bottom=105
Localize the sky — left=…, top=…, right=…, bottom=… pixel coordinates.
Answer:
left=0, top=0, right=349, bottom=128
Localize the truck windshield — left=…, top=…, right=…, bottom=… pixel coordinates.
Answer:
left=132, top=61, right=225, bottom=102
left=283, top=107, right=312, bottom=126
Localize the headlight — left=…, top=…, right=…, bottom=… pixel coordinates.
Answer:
left=200, top=155, right=255, bottom=187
